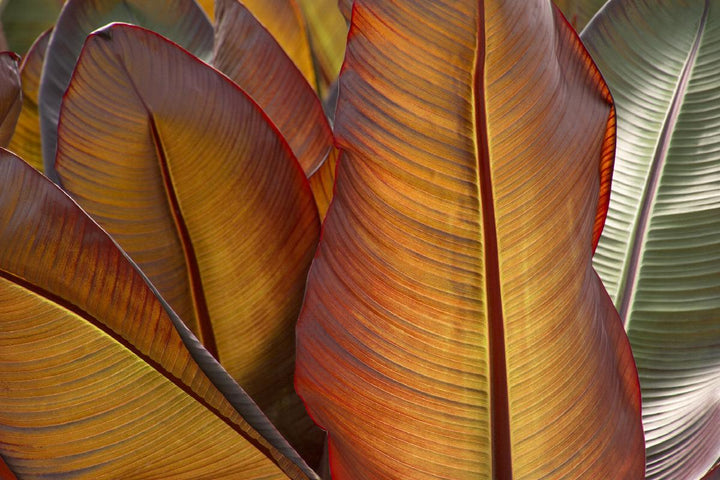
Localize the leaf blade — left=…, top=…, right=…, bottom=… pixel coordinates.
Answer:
left=0, top=149, right=317, bottom=480
left=296, top=1, right=644, bottom=478
left=38, top=0, right=214, bottom=181
left=55, top=23, right=323, bottom=464
left=584, top=1, right=720, bottom=477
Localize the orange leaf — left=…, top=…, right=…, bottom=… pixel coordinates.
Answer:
left=7, top=29, right=50, bottom=170
left=0, top=149, right=317, bottom=479
left=213, top=0, right=333, bottom=176
left=295, top=1, right=643, bottom=478
left=239, top=0, right=316, bottom=89
left=55, top=23, right=323, bottom=464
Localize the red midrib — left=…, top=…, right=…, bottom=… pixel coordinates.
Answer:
left=475, top=3, right=511, bottom=478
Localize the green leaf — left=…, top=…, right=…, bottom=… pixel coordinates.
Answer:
left=584, top=1, right=720, bottom=478
left=0, top=0, right=62, bottom=54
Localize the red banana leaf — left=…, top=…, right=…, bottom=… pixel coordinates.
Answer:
left=213, top=0, right=333, bottom=177
left=0, top=149, right=318, bottom=479
left=239, top=0, right=317, bottom=89
left=295, top=0, right=644, bottom=478
left=38, top=0, right=213, bottom=182
left=7, top=29, right=50, bottom=170
left=55, top=23, right=323, bottom=464
left=0, top=51, right=21, bottom=147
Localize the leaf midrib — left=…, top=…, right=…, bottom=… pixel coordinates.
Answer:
left=0, top=268, right=267, bottom=457
left=113, top=52, right=218, bottom=359
left=616, top=0, right=710, bottom=324
left=473, top=3, right=511, bottom=478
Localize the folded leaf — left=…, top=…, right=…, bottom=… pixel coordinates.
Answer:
left=38, top=0, right=213, bottom=182
left=0, top=0, right=61, bottom=54
left=0, top=51, right=20, bottom=146
left=584, top=1, right=720, bottom=478
left=213, top=0, right=333, bottom=176
left=0, top=149, right=318, bottom=479
left=55, top=23, right=323, bottom=464
left=239, top=0, right=316, bottom=89
left=295, top=1, right=644, bottom=478
left=7, top=28, right=50, bottom=170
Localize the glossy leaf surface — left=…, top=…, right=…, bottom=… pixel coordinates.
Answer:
left=554, top=0, right=606, bottom=31
left=0, top=0, right=61, bottom=54
left=240, top=0, right=316, bottom=89
left=0, top=149, right=317, bottom=479
left=7, top=29, right=49, bottom=170
left=584, top=1, right=720, bottom=478
left=213, top=0, right=333, bottom=176
left=56, top=23, right=323, bottom=464
left=38, top=0, right=213, bottom=181
left=295, top=1, right=644, bottom=478
left=0, top=51, right=20, bottom=146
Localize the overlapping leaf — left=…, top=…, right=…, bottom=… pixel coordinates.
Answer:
left=554, top=0, right=606, bottom=31
left=239, top=0, right=316, bottom=89
left=584, top=1, right=720, bottom=478
left=0, top=51, right=20, bottom=146
left=55, top=23, right=323, bottom=464
left=38, top=0, right=213, bottom=181
left=7, top=29, right=50, bottom=170
left=0, top=149, right=318, bottom=479
left=295, top=0, right=644, bottom=478
left=213, top=0, right=333, bottom=176
left=0, top=0, right=62, bottom=54
left=296, top=0, right=347, bottom=98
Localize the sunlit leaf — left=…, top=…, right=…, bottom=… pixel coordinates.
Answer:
left=0, top=149, right=318, bottom=480
left=0, top=51, right=20, bottom=147
left=0, top=0, right=62, bottom=54
left=296, top=0, right=347, bottom=98
left=554, top=0, right=606, bottom=31
left=295, top=1, right=644, bottom=478
left=585, top=1, right=720, bottom=478
left=239, top=0, right=316, bottom=90
left=38, top=0, right=213, bottom=181
left=55, top=23, right=323, bottom=465
left=7, top=29, right=49, bottom=170
left=214, top=0, right=333, bottom=176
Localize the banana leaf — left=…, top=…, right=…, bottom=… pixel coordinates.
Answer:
left=38, top=0, right=213, bottom=182
left=584, top=1, right=720, bottom=478
left=7, top=28, right=50, bottom=170
left=295, top=0, right=644, bottom=478
left=0, top=148, right=318, bottom=480
left=0, top=51, right=20, bottom=146
left=55, top=23, right=323, bottom=464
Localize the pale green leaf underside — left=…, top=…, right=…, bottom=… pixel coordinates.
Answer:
left=585, top=1, right=720, bottom=478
